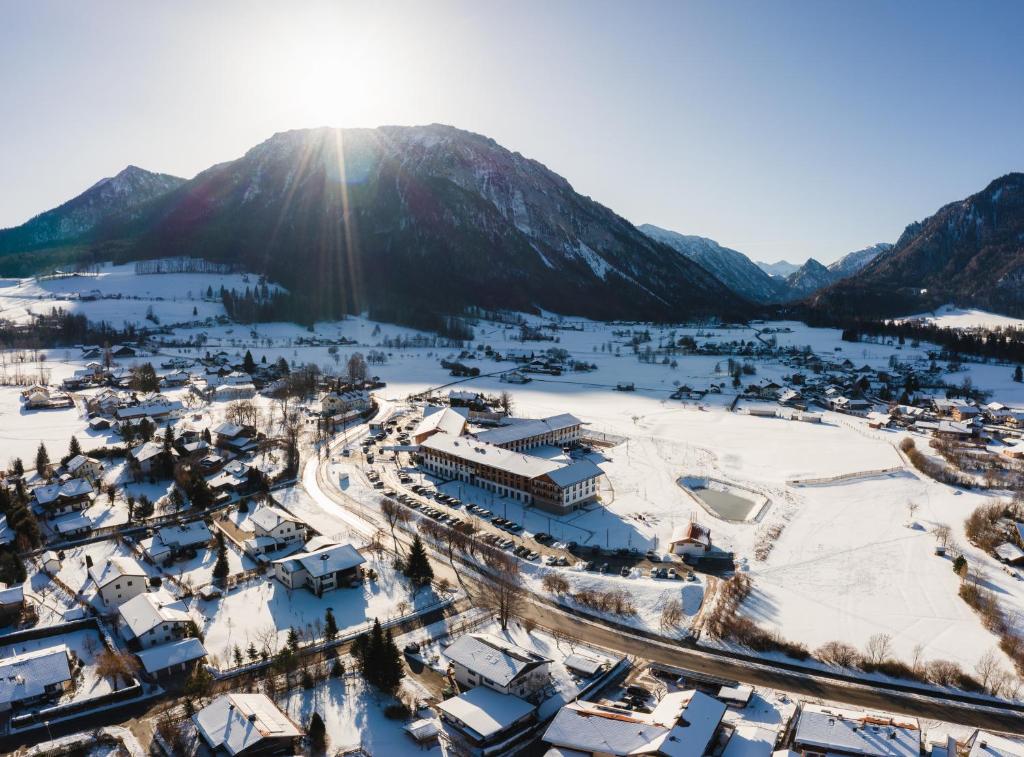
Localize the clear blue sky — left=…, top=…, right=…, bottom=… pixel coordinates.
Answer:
left=2, top=1, right=1021, bottom=263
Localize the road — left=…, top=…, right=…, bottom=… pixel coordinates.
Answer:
left=305, top=406, right=1024, bottom=734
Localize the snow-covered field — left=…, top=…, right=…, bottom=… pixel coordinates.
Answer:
left=903, top=305, right=1024, bottom=332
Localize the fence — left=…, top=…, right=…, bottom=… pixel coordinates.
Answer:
left=787, top=466, right=904, bottom=487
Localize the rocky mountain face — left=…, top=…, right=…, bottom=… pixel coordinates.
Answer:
left=0, top=166, right=185, bottom=254
left=8, top=125, right=751, bottom=322
left=810, top=173, right=1024, bottom=319
left=639, top=224, right=789, bottom=303
left=785, top=259, right=834, bottom=297
left=756, top=260, right=801, bottom=279
left=827, top=242, right=892, bottom=279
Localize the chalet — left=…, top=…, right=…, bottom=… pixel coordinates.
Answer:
left=471, top=413, right=583, bottom=452
left=412, top=406, right=468, bottom=445
left=212, top=421, right=258, bottom=453
left=444, top=634, right=551, bottom=700
left=669, top=521, right=712, bottom=557
left=33, top=479, right=94, bottom=516
left=194, top=693, right=303, bottom=756
left=65, top=454, right=103, bottom=483
left=242, top=505, right=306, bottom=556
left=136, top=636, right=208, bottom=680
left=118, top=589, right=193, bottom=649
left=499, top=371, right=531, bottom=384
left=112, top=345, right=137, bottom=357
left=160, top=370, right=190, bottom=387
left=830, top=396, right=871, bottom=415
left=778, top=388, right=803, bottom=407
left=0, top=646, right=73, bottom=713
left=419, top=434, right=602, bottom=515
left=436, top=686, right=537, bottom=756
left=320, top=389, right=371, bottom=416
left=792, top=707, right=919, bottom=757
left=543, top=690, right=727, bottom=757
left=130, top=441, right=169, bottom=476
left=207, top=460, right=255, bottom=498
left=141, top=520, right=212, bottom=564
left=114, top=396, right=183, bottom=424
left=89, top=556, right=148, bottom=607
left=53, top=512, right=93, bottom=538
left=272, top=542, right=365, bottom=595
left=867, top=412, right=892, bottom=429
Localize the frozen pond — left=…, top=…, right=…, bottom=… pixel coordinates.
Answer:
left=693, top=487, right=758, bottom=520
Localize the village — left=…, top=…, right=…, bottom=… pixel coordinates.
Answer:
left=2, top=267, right=1024, bottom=755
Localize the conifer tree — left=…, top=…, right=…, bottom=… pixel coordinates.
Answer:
left=403, top=533, right=433, bottom=588
left=68, top=435, right=82, bottom=459
left=35, top=443, right=50, bottom=477
left=212, top=531, right=230, bottom=583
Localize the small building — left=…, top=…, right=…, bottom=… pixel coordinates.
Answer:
left=65, top=454, right=103, bottom=483
left=52, top=512, right=93, bottom=538
left=792, top=707, right=919, bottom=757
left=33, top=479, right=95, bottom=516
left=41, top=550, right=62, bottom=574
left=273, top=543, right=365, bottom=595
left=444, top=633, right=552, bottom=700
left=141, top=520, right=213, bottom=565
left=412, top=406, right=469, bottom=445
left=436, top=686, right=537, bottom=755
left=194, top=693, right=303, bottom=756
left=118, top=589, right=194, bottom=649
left=996, top=542, right=1024, bottom=565
left=0, top=645, right=73, bottom=713
left=136, top=636, right=208, bottom=679
left=966, top=729, right=1024, bottom=757
left=669, top=521, right=712, bottom=557
left=243, top=505, right=306, bottom=556
left=89, top=556, right=148, bottom=608
left=212, top=421, right=258, bottom=453
left=0, top=583, right=25, bottom=625
left=130, top=441, right=169, bottom=476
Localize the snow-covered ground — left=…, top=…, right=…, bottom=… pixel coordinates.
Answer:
left=0, top=627, right=115, bottom=703
left=903, top=305, right=1024, bottom=332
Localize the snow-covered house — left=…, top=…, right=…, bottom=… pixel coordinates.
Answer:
left=272, top=542, right=365, bottom=595
left=212, top=421, right=258, bottom=453
left=669, top=521, right=712, bottom=557
left=412, top=406, right=469, bottom=445
left=320, top=389, right=370, bottom=416
left=443, top=633, right=552, bottom=700
left=118, top=589, right=194, bottom=649
left=207, top=460, right=254, bottom=498
left=194, top=693, right=303, bottom=756
left=33, top=478, right=94, bottom=516
left=242, top=505, right=306, bottom=556
left=0, top=583, right=25, bottom=625
left=136, top=636, right=208, bottom=679
left=65, top=454, right=103, bottom=483
left=89, top=556, right=148, bottom=608
left=436, top=686, right=537, bottom=756
left=114, top=396, right=183, bottom=424
left=543, top=690, right=727, bottom=757
left=0, top=645, right=73, bottom=713
left=141, top=519, right=212, bottom=565
left=792, top=707, right=919, bottom=757
left=966, top=730, right=1024, bottom=757
left=0, top=515, right=13, bottom=547
left=130, top=441, right=169, bottom=476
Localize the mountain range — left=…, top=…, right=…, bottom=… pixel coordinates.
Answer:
left=0, top=124, right=1020, bottom=325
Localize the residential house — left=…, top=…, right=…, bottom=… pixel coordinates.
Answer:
left=140, top=520, right=212, bottom=565
left=543, top=690, right=727, bottom=757
left=213, top=421, right=258, bottom=453
left=669, top=521, right=712, bottom=558
left=130, top=441, right=170, bottom=477
left=193, top=693, right=303, bottom=756
left=118, top=589, right=194, bottom=649
left=242, top=505, right=306, bottom=556
left=65, top=454, right=103, bottom=483
left=436, top=686, right=537, bottom=756
left=136, top=636, right=209, bottom=680
left=444, top=633, right=552, bottom=700
left=33, top=479, right=94, bottom=516
left=792, top=706, right=919, bottom=757
left=273, top=542, right=365, bottom=595
left=0, top=646, right=73, bottom=713
left=207, top=460, right=255, bottom=499
left=320, top=389, right=371, bottom=416
left=89, top=556, right=148, bottom=608
left=966, top=730, right=1024, bottom=756
left=0, top=583, right=25, bottom=625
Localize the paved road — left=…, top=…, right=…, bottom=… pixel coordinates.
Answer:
left=308, top=418, right=1024, bottom=734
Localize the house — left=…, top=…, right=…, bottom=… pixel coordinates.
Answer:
left=443, top=633, right=552, bottom=700
left=194, top=693, right=303, bottom=756
left=419, top=434, right=603, bottom=515
left=412, top=406, right=469, bottom=445
left=52, top=512, right=93, bottom=538
left=242, top=505, right=306, bottom=556
left=130, top=441, right=170, bottom=476
left=136, top=636, right=208, bottom=680
left=0, top=583, right=25, bottom=625
left=89, top=556, right=148, bottom=608
left=41, top=550, right=62, bottom=574
left=114, top=396, right=183, bottom=424
left=866, top=412, right=892, bottom=429
left=995, top=542, right=1024, bottom=565
left=436, top=686, right=537, bottom=755
left=320, top=389, right=371, bottom=416
left=65, top=454, right=103, bottom=483
left=212, top=421, right=258, bottom=453
left=792, top=707, right=919, bottom=757
left=141, top=520, right=213, bottom=565
left=722, top=725, right=778, bottom=757
left=118, top=589, right=194, bottom=649
left=160, top=370, right=190, bottom=387
left=778, top=389, right=803, bottom=407
left=0, top=646, right=73, bottom=713
left=543, top=690, right=727, bottom=757
left=207, top=460, right=255, bottom=498
left=33, top=478, right=94, bottom=516
left=669, top=521, right=712, bottom=557
left=830, top=396, right=871, bottom=415
left=273, top=542, right=365, bottom=595
left=966, top=730, right=1024, bottom=756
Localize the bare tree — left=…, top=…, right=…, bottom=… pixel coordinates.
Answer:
left=478, top=547, right=523, bottom=631
left=975, top=648, right=1003, bottom=692
left=910, top=643, right=925, bottom=676
left=380, top=498, right=410, bottom=554
left=906, top=501, right=919, bottom=522
left=226, top=398, right=259, bottom=428
left=95, top=649, right=141, bottom=690
left=864, top=632, right=893, bottom=665
left=933, top=523, right=952, bottom=547
left=659, top=597, right=684, bottom=633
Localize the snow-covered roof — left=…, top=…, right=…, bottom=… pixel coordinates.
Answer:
left=996, top=543, right=1024, bottom=563
left=194, top=693, right=302, bottom=755
left=404, top=718, right=440, bottom=741
left=968, top=730, right=1024, bottom=756
left=131, top=441, right=165, bottom=462
left=543, top=690, right=725, bottom=757
left=472, top=413, right=582, bottom=447
left=794, top=709, right=919, bottom=757
left=0, top=646, right=71, bottom=705
left=545, top=459, right=604, bottom=487
left=66, top=454, right=98, bottom=474
left=0, top=584, right=24, bottom=606
left=33, top=478, right=94, bottom=505
left=413, top=406, right=468, bottom=440
left=212, top=421, right=246, bottom=438
left=421, top=434, right=562, bottom=479
left=118, top=589, right=192, bottom=638
left=563, top=653, right=605, bottom=677
left=722, top=725, right=778, bottom=757
left=247, top=505, right=302, bottom=534
left=444, top=633, right=551, bottom=687
left=670, top=521, right=711, bottom=546
left=275, top=543, right=365, bottom=578
left=156, top=520, right=212, bottom=549
left=436, top=687, right=535, bottom=741
left=0, top=515, right=13, bottom=546
left=53, top=512, right=92, bottom=534
left=136, top=637, right=208, bottom=673
left=88, top=556, right=146, bottom=589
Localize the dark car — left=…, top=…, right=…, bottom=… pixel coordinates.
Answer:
left=403, top=642, right=421, bottom=655
left=584, top=561, right=596, bottom=571
left=600, top=563, right=610, bottom=574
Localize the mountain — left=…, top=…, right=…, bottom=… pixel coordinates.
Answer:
left=756, top=260, right=801, bottom=279
left=809, top=173, right=1024, bottom=319
left=638, top=224, right=788, bottom=303
left=4, top=125, right=752, bottom=323
left=0, top=166, right=185, bottom=254
left=827, top=242, right=892, bottom=279
left=785, top=259, right=834, bottom=297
